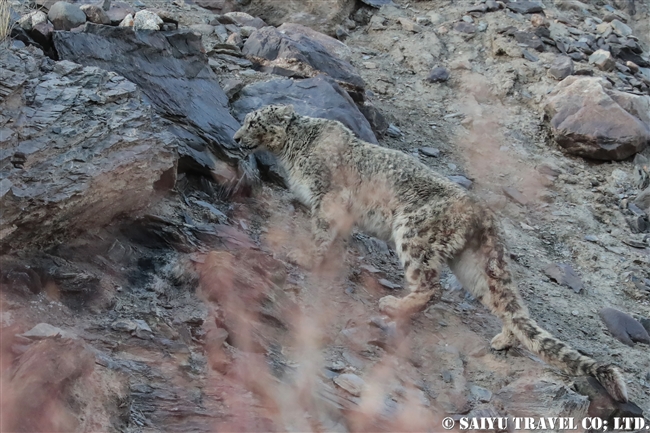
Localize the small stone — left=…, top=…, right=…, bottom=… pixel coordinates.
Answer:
left=426, top=66, right=450, bottom=83
left=453, top=22, right=476, bottom=34
left=222, top=78, right=244, bottom=99
left=609, top=19, right=632, bottom=37
left=569, top=52, right=586, bottom=61
left=419, top=147, right=440, bottom=157
left=462, top=15, right=473, bottom=23
left=626, top=61, right=639, bottom=73
left=189, top=23, right=214, bottom=36
left=470, top=385, right=492, bottom=403
left=334, top=373, right=365, bottom=397
left=226, top=32, right=243, bottom=47
left=378, top=279, right=401, bottom=290
left=548, top=56, right=574, bottom=80
left=505, top=1, right=543, bottom=14
left=543, top=263, right=583, bottom=293
left=386, top=124, right=402, bottom=137
left=589, top=49, right=615, bottom=71
left=584, top=234, right=598, bottom=242
left=133, top=10, right=162, bottom=30
left=448, top=175, right=472, bottom=189
left=80, top=4, right=110, bottom=25
left=502, top=186, right=529, bottom=205
left=530, top=13, right=547, bottom=27
left=47, top=1, right=87, bottom=31
left=522, top=50, right=539, bottom=62
left=477, top=21, right=488, bottom=32
left=415, top=16, right=430, bottom=26
left=240, top=26, right=257, bottom=38
left=599, top=307, right=650, bottom=346
left=118, top=13, right=133, bottom=27
left=398, top=17, right=422, bottom=33
left=571, top=310, right=579, bottom=316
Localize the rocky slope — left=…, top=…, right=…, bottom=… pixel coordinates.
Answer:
left=2, top=0, right=650, bottom=431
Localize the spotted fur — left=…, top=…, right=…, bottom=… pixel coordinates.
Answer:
left=233, top=105, right=629, bottom=403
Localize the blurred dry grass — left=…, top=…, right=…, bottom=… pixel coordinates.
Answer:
left=0, top=0, right=11, bottom=42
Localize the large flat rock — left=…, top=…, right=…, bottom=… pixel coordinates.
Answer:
left=545, top=76, right=650, bottom=160
left=231, top=75, right=377, bottom=144
left=53, top=23, right=242, bottom=168
left=0, top=48, right=177, bottom=251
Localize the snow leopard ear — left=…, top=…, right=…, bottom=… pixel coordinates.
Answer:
left=278, top=104, right=295, bottom=121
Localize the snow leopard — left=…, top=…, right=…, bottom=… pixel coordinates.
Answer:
left=233, top=104, right=628, bottom=403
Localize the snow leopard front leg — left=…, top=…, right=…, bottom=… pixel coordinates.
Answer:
left=287, top=192, right=352, bottom=269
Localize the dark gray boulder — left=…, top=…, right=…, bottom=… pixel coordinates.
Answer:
left=242, top=24, right=364, bottom=92
left=505, top=1, right=543, bottom=14
left=599, top=307, right=650, bottom=346
left=53, top=23, right=242, bottom=169
left=47, top=1, right=87, bottom=31
left=0, top=48, right=177, bottom=252
left=231, top=75, right=377, bottom=144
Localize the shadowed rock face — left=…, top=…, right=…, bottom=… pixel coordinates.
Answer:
left=53, top=23, right=243, bottom=168
left=544, top=76, right=650, bottom=160
left=242, top=24, right=364, bottom=92
left=231, top=75, right=377, bottom=144
left=0, top=48, right=177, bottom=252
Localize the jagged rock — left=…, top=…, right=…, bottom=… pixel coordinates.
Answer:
left=17, top=10, right=47, bottom=31
left=599, top=307, right=650, bottom=346
left=574, top=377, right=644, bottom=424
left=189, top=23, right=214, bottom=36
left=231, top=75, right=377, bottom=144
left=47, top=1, right=87, bottom=31
left=636, top=187, right=650, bottom=215
left=589, top=49, right=615, bottom=71
left=236, top=0, right=356, bottom=36
left=30, top=21, right=55, bottom=54
left=611, top=44, right=649, bottom=68
left=548, top=56, right=574, bottom=80
left=543, top=263, right=583, bottom=293
left=514, top=31, right=545, bottom=52
left=224, top=11, right=266, bottom=29
left=53, top=24, right=243, bottom=169
left=80, top=4, right=110, bottom=25
left=2, top=339, right=98, bottom=432
left=544, top=76, right=650, bottom=160
left=609, top=19, right=632, bottom=37
left=242, top=23, right=363, bottom=92
left=358, top=101, right=388, bottom=137
left=21, top=323, right=75, bottom=339
left=495, top=376, right=589, bottom=420
left=133, top=10, right=162, bottom=30
left=118, top=13, right=133, bottom=27
left=0, top=49, right=177, bottom=251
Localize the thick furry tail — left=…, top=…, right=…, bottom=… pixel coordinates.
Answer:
left=507, top=316, right=628, bottom=403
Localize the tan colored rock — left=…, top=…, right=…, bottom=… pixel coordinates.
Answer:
left=545, top=76, right=650, bottom=160
left=80, top=4, right=110, bottom=25
left=589, top=49, right=615, bottom=71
